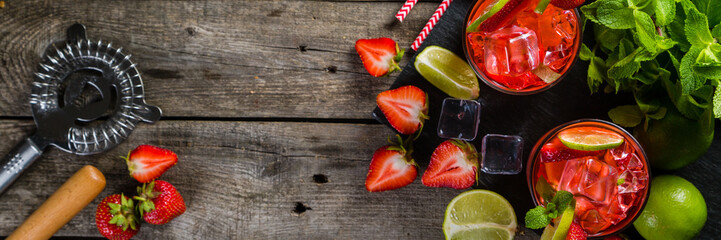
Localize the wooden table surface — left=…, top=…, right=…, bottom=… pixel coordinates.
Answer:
left=0, top=1, right=718, bottom=239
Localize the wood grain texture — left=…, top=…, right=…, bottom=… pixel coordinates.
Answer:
left=0, top=0, right=443, bottom=119
left=0, top=120, right=470, bottom=239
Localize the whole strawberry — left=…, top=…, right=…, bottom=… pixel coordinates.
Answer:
left=96, top=194, right=140, bottom=240
left=135, top=180, right=186, bottom=224
left=566, top=222, right=588, bottom=240
left=550, top=0, right=585, bottom=10
left=125, top=145, right=178, bottom=183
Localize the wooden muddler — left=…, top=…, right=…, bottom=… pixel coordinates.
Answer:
left=7, top=165, right=106, bottom=240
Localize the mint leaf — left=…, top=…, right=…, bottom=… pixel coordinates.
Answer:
left=691, top=0, right=721, bottom=27
left=595, top=24, right=626, bottom=51
left=608, top=49, right=641, bottom=80
left=646, top=107, right=668, bottom=120
left=668, top=4, right=691, bottom=51
left=552, top=191, right=574, bottom=212
left=581, top=0, right=604, bottom=24
left=694, top=44, right=721, bottom=79
left=694, top=61, right=721, bottom=79
left=680, top=47, right=706, bottom=94
left=635, top=10, right=658, bottom=53
left=588, top=56, right=607, bottom=93
left=685, top=7, right=714, bottom=46
left=714, top=80, right=721, bottom=117
left=525, top=206, right=551, bottom=229
left=713, top=23, right=721, bottom=39
left=580, top=44, right=594, bottom=61
left=598, top=0, right=636, bottom=29
left=656, top=0, right=677, bottom=26
left=609, top=105, right=644, bottom=127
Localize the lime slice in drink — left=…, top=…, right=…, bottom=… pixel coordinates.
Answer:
left=532, top=64, right=562, bottom=84
left=443, top=190, right=517, bottom=240
left=557, top=127, right=624, bottom=151
left=415, top=46, right=479, bottom=100
left=466, top=0, right=512, bottom=32
left=540, top=204, right=575, bottom=240
left=535, top=0, right=551, bottom=14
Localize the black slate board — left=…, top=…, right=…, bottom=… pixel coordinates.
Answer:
left=372, top=0, right=721, bottom=239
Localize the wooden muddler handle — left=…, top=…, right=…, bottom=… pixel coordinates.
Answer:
left=7, top=165, right=106, bottom=240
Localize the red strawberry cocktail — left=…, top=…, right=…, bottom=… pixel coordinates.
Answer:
left=527, top=120, right=650, bottom=237
left=463, top=0, right=581, bottom=94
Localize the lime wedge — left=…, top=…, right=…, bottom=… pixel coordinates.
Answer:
left=535, top=0, right=551, bottom=14
left=540, top=204, right=575, bottom=240
left=443, top=190, right=517, bottom=240
left=466, top=0, right=511, bottom=32
left=531, top=64, right=562, bottom=84
left=557, top=127, right=625, bottom=151
left=415, top=46, right=480, bottom=100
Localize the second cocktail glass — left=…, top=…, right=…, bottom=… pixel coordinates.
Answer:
left=463, top=0, right=581, bottom=95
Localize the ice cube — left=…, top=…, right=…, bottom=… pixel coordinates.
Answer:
left=437, top=98, right=481, bottom=141
left=481, top=134, right=523, bottom=174
left=539, top=9, right=577, bottom=71
left=483, top=25, right=540, bottom=77
left=558, top=157, right=618, bottom=205
left=467, top=32, right=485, bottom=60
left=575, top=196, right=613, bottom=234
left=617, top=170, right=645, bottom=194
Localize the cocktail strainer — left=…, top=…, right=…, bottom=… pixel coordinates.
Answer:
left=0, top=24, right=161, bottom=194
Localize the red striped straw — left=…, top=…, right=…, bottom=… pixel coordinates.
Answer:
left=411, top=0, right=452, bottom=51
left=395, top=0, right=419, bottom=22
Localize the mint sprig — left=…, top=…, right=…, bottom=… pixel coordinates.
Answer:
left=524, top=190, right=574, bottom=229
left=580, top=0, right=721, bottom=126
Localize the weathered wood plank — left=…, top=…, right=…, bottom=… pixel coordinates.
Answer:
left=0, top=0, right=443, bottom=119
left=0, top=120, right=490, bottom=239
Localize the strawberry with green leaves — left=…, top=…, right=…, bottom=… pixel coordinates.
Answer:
left=377, top=85, right=429, bottom=135
left=355, top=38, right=404, bottom=77
left=135, top=180, right=187, bottom=225
left=96, top=194, right=140, bottom=240
left=125, top=145, right=178, bottom=183
left=365, top=135, right=418, bottom=192
left=422, top=140, right=478, bottom=189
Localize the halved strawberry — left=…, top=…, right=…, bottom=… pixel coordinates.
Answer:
left=550, top=0, right=585, bottom=10
left=540, top=138, right=602, bottom=163
left=96, top=194, right=139, bottom=240
left=355, top=38, right=404, bottom=77
left=466, top=0, right=529, bottom=32
left=422, top=140, right=478, bottom=189
left=125, top=145, right=178, bottom=183
left=135, top=180, right=186, bottom=225
left=566, top=221, right=588, bottom=240
left=365, top=135, right=418, bottom=192
left=377, top=85, right=429, bottom=135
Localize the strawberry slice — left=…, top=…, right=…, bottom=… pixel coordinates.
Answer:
left=550, top=0, right=585, bottom=10
left=540, top=138, right=602, bottom=163
left=365, top=135, right=418, bottom=192
left=377, top=85, right=429, bottom=135
left=355, top=38, right=404, bottom=77
left=422, top=140, right=478, bottom=189
left=125, top=145, right=178, bottom=183
left=566, top=221, right=588, bottom=240
left=466, top=0, right=528, bottom=32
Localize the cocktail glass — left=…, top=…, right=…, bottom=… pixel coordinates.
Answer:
left=526, top=119, right=650, bottom=237
left=463, top=0, right=582, bottom=95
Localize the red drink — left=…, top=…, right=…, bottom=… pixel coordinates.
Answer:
left=463, top=0, right=581, bottom=94
left=527, top=120, right=650, bottom=237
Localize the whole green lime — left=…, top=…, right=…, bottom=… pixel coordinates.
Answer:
left=634, top=175, right=707, bottom=240
left=633, top=104, right=713, bottom=170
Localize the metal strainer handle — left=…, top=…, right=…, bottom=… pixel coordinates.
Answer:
left=0, top=138, right=45, bottom=194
